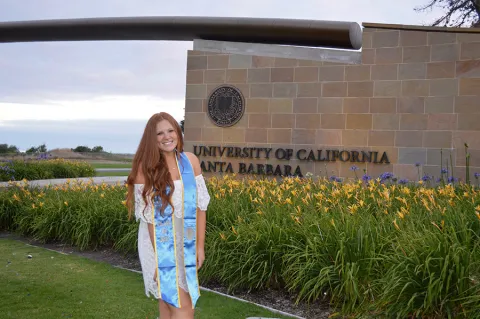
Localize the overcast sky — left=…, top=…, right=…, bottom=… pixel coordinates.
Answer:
left=0, top=0, right=444, bottom=153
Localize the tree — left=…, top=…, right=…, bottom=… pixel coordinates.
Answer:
left=26, top=146, right=38, bottom=154
left=0, top=144, right=8, bottom=154
left=24, top=144, right=47, bottom=155
left=0, top=144, right=20, bottom=154
left=38, top=143, right=47, bottom=153
left=415, top=0, right=480, bottom=27
left=73, top=146, right=92, bottom=153
left=8, top=145, right=19, bottom=153
left=92, top=146, right=104, bottom=153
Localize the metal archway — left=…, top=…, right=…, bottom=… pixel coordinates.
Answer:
left=0, top=16, right=362, bottom=50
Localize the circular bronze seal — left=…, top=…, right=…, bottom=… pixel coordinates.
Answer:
left=207, top=85, right=245, bottom=127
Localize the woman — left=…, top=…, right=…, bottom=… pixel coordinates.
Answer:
left=126, top=112, right=210, bottom=319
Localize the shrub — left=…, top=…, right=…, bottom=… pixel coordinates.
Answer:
left=0, top=159, right=95, bottom=182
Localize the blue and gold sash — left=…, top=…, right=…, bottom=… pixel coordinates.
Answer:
left=152, top=152, right=200, bottom=308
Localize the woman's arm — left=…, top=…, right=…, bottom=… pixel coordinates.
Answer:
left=186, top=152, right=208, bottom=269
left=135, top=165, right=156, bottom=248
left=196, top=205, right=206, bottom=268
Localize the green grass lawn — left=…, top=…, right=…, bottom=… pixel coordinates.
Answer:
left=90, top=163, right=132, bottom=169
left=0, top=239, right=292, bottom=319
left=91, top=162, right=131, bottom=177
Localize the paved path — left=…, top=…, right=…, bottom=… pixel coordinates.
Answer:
left=0, top=176, right=127, bottom=188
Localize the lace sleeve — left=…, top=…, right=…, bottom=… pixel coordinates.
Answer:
left=195, top=175, right=211, bottom=211
left=134, top=184, right=154, bottom=224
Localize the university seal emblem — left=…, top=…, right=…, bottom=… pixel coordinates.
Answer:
left=207, top=85, right=245, bottom=127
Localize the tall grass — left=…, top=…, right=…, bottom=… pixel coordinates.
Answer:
left=0, top=179, right=135, bottom=251
left=1, top=176, right=480, bottom=318
left=200, top=176, right=480, bottom=318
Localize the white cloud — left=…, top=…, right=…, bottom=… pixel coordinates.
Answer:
left=0, top=95, right=185, bottom=123
left=1, top=119, right=149, bottom=153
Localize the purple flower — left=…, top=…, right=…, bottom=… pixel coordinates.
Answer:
left=0, top=165, right=15, bottom=174
left=422, top=174, right=431, bottom=182
left=380, top=172, right=394, bottom=180
left=0, top=165, right=16, bottom=181
left=362, top=174, right=372, bottom=182
left=36, top=153, right=49, bottom=160
left=379, top=172, right=394, bottom=183
left=475, top=172, right=480, bottom=179
left=350, top=165, right=359, bottom=171
left=335, top=177, right=343, bottom=183
left=447, top=176, right=458, bottom=184
left=329, top=175, right=337, bottom=181
left=441, top=168, right=448, bottom=174
left=398, top=179, right=409, bottom=185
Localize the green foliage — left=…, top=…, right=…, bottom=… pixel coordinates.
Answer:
left=73, top=145, right=105, bottom=153
left=25, top=143, right=47, bottom=154
left=0, top=181, right=131, bottom=250
left=1, top=176, right=480, bottom=318
left=91, top=146, right=104, bottom=153
left=201, top=177, right=480, bottom=318
left=73, top=145, right=92, bottom=152
left=0, top=159, right=95, bottom=182
left=0, top=143, right=19, bottom=154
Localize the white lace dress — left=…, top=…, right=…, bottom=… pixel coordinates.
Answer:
left=134, top=175, right=211, bottom=299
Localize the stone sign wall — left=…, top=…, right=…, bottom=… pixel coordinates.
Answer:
left=183, top=22, right=480, bottom=181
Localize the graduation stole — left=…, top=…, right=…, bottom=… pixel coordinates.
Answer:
left=152, top=151, right=200, bottom=308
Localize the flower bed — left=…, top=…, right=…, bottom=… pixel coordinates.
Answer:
left=1, top=176, right=479, bottom=318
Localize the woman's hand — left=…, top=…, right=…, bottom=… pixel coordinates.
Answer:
left=197, top=247, right=205, bottom=269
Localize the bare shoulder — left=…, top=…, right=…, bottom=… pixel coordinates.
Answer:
left=185, top=152, right=201, bottom=176
left=134, top=164, right=146, bottom=184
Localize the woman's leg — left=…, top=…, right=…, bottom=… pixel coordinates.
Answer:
left=168, top=289, right=194, bottom=319
left=159, top=299, right=171, bottom=319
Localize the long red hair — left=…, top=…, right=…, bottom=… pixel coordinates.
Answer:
left=126, top=112, right=184, bottom=219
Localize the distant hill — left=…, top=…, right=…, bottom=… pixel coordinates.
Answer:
left=1, top=148, right=133, bottom=163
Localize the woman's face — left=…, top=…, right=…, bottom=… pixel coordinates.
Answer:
left=156, top=119, right=178, bottom=153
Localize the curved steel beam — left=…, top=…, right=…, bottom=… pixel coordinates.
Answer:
left=0, top=16, right=362, bottom=50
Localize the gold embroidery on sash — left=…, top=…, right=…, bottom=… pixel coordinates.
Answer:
left=152, top=199, right=162, bottom=297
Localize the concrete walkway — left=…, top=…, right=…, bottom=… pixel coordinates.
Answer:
left=0, top=176, right=127, bottom=188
